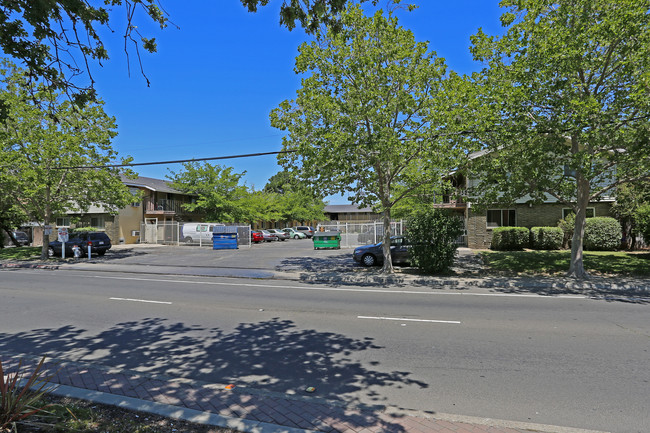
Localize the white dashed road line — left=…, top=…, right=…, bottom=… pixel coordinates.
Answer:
left=357, top=315, right=461, bottom=324
left=109, top=297, right=172, bottom=305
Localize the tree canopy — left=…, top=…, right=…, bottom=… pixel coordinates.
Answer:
left=467, top=0, right=650, bottom=278
left=0, top=62, right=135, bottom=258
left=263, top=169, right=325, bottom=223
left=167, top=162, right=252, bottom=223
left=167, top=164, right=325, bottom=225
left=0, top=0, right=168, bottom=106
left=271, top=5, right=463, bottom=272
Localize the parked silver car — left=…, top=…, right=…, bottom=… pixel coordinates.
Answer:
left=293, top=226, right=315, bottom=238
left=268, top=229, right=289, bottom=241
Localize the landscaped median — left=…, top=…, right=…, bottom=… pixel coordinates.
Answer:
left=480, top=250, right=650, bottom=277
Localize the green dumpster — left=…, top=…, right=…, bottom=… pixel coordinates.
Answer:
left=313, top=231, right=341, bottom=249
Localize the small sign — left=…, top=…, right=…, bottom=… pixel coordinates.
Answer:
left=44, top=224, right=52, bottom=235
left=58, top=227, right=69, bottom=243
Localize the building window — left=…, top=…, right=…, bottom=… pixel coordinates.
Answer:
left=562, top=208, right=595, bottom=219
left=129, top=187, right=141, bottom=207
left=486, top=209, right=516, bottom=228
left=90, top=216, right=104, bottom=228
left=56, top=217, right=70, bottom=227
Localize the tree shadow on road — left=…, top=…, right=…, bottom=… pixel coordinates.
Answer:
left=0, top=317, right=427, bottom=431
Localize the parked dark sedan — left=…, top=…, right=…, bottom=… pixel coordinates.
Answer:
left=352, top=236, right=410, bottom=267
left=48, top=231, right=112, bottom=257
left=11, top=230, right=30, bottom=246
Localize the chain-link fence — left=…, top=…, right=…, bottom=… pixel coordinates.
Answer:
left=315, top=220, right=403, bottom=249
left=140, top=221, right=251, bottom=248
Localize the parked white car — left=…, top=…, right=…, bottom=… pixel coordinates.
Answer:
left=282, top=228, right=307, bottom=239
left=181, top=222, right=224, bottom=244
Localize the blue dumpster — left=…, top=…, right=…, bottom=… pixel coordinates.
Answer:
left=212, top=226, right=238, bottom=249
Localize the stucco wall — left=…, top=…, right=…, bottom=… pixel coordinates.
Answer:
left=118, top=204, right=144, bottom=244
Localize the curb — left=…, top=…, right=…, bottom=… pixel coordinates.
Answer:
left=10, top=351, right=612, bottom=433
left=50, top=384, right=320, bottom=433
left=48, top=383, right=610, bottom=433
left=3, top=261, right=648, bottom=296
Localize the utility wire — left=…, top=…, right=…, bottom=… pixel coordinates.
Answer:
left=40, top=113, right=650, bottom=170
left=53, top=150, right=296, bottom=170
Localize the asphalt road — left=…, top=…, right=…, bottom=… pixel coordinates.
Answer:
left=1, top=267, right=648, bottom=433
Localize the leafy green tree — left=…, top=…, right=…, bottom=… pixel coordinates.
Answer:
left=468, top=0, right=650, bottom=278
left=263, top=170, right=325, bottom=224
left=271, top=5, right=463, bottom=273
left=167, top=162, right=252, bottom=223
left=241, top=0, right=375, bottom=34
left=0, top=63, right=135, bottom=259
left=0, top=0, right=168, bottom=106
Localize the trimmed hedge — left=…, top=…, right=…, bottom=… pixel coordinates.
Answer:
left=584, top=217, right=621, bottom=251
left=530, top=227, right=563, bottom=250
left=491, top=227, right=530, bottom=250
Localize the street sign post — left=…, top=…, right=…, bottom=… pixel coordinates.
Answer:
left=58, top=227, right=69, bottom=259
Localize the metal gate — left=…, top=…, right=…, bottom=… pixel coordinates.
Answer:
left=315, top=221, right=403, bottom=249
left=140, top=221, right=251, bottom=247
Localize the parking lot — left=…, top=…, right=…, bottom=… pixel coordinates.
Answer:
left=104, top=237, right=356, bottom=274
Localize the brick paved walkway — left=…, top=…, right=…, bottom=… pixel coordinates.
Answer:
left=3, top=353, right=603, bottom=433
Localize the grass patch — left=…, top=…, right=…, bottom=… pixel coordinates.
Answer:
left=480, top=250, right=650, bottom=276
left=0, top=246, right=42, bottom=260
left=17, top=394, right=235, bottom=433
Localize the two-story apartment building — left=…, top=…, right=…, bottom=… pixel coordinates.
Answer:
left=58, top=175, right=202, bottom=244
left=432, top=157, right=616, bottom=249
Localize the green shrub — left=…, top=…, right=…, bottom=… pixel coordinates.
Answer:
left=584, top=217, right=621, bottom=251
left=490, top=227, right=530, bottom=250
left=405, top=208, right=465, bottom=274
left=530, top=227, right=563, bottom=250
left=557, top=212, right=575, bottom=248
left=635, top=204, right=650, bottom=245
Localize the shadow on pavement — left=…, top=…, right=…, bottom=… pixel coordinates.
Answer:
left=0, top=317, right=428, bottom=431
left=276, top=253, right=650, bottom=304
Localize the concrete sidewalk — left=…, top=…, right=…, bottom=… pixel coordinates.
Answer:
left=3, top=244, right=649, bottom=298
left=4, top=352, right=607, bottom=433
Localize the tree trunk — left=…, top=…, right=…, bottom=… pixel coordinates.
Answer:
left=381, top=208, right=394, bottom=274
left=41, top=198, right=51, bottom=260
left=567, top=170, right=590, bottom=279
left=2, top=227, right=20, bottom=247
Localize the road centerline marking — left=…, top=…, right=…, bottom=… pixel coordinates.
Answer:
left=357, top=315, right=461, bottom=324
left=109, top=297, right=172, bottom=305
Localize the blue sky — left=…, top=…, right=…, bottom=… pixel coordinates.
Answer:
left=92, top=1, right=505, bottom=204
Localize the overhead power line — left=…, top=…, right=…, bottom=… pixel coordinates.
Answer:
left=53, top=150, right=296, bottom=170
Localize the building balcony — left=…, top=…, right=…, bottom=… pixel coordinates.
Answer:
left=144, top=199, right=180, bottom=215
left=432, top=193, right=468, bottom=209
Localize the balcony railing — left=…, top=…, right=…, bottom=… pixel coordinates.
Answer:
left=144, top=199, right=195, bottom=214
left=432, top=190, right=467, bottom=208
